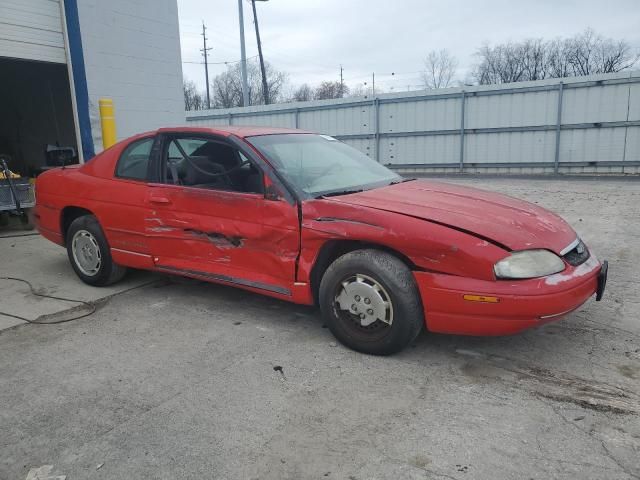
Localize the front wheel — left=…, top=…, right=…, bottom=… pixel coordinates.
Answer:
left=66, top=215, right=127, bottom=286
left=319, top=249, right=424, bottom=355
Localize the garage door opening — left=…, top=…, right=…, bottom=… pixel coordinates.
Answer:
left=0, top=57, right=79, bottom=178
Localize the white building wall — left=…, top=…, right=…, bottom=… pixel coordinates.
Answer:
left=76, top=0, right=183, bottom=152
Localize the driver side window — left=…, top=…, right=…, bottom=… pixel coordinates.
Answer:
left=163, top=137, right=264, bottom=194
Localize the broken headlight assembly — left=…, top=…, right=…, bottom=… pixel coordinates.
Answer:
left=494, top=249, right=565, bottom=279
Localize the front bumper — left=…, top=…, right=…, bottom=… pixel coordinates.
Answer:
left=414, top=256, right=606, bottom=336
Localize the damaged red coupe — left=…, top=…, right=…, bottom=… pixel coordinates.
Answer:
left=35, top=127, right=608, bottom=354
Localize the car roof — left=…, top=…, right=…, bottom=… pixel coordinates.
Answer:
left=156, top=126, right=311, bottom=138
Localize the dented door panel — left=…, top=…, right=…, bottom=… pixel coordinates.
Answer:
left=146, top=183, right=299, bottom=294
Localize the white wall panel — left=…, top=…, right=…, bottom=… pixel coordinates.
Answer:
left=298, top=105, right=373, bottom=136
left=559, top=127, right=627, bottom=162
left=77, top=0, right=184, bottom=150
left=465, top=131, right=555, bottom=164
left=627, top=83, right=640, bottom=121
left=466, top=90, right=557, bottom=128
left=562, top=84, right=631, bottom=124
left=231, top=112, right=295, bottom=127
left=623, top=127, right=640, bottom=162
left=381, top=135, right=459, bottom=165
left=186, top=72, right=640, bottom=171
left=379, top=98, right=459, bottom=132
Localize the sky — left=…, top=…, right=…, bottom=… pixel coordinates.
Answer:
left=177, top=0, right=640, bottom=95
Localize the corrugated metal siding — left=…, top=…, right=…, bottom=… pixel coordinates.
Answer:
left=186, top=71, right=640, bottom=173
left=0, top=0, right=66, bottom=63
left=466, top=90, right=557, bottom=128
left=466, top=131, right=555, bottom=164
left=625, top=127, right=640, bottom=161
left=380, top=97, right=460, bottom=132
left=562, top=84, right=630, bottom=123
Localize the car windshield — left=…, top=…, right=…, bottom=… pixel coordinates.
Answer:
left=246, top=133, right=400, bottom=197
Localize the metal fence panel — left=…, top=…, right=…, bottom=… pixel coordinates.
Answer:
left=465, top=90, right=557, bottom=129
left=379, top=97, right=460, bottom=133
left=185, top=71, right=640, bottom=173
left=628, top=84, right=640, bottom=121
left=381, top=134, right=460, bottom=165
left=626, top=127, right=640, bottom=161
left=562, top=84, right=631, bottom=124
left=465, top=131, right=556, bottom=164
left=560, top=127, right=627, bottom=162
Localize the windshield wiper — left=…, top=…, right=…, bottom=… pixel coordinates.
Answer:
left=316, top=188, right=364, bottom=198
left=389, top=178, right=416, bottom=185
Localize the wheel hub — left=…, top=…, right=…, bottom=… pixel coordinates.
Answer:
left=335, top=274, right=393, bottom=326
left=72, top=230, right=102, bottom=276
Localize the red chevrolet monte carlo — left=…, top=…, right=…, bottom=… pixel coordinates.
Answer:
left=35, top=127, right=608, bottom=354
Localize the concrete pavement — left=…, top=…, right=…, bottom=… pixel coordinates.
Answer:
left=0, top=232, right=156, bottom=330
left=1, top=177, right=639, bottom=480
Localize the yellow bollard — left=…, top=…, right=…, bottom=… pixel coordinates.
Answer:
left=98, top=98, right=117, bottom=149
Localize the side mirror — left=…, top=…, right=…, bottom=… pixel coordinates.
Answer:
left=263, top=175, right=284, bottom=201
left=265, top=184, right=283, bottom=201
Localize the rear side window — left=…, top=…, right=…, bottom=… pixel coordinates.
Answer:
left=115, top=137, right=154, bottom=180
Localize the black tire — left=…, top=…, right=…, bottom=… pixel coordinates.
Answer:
left=66, top=215, right=127, bottom=286
left=319, top=249, right=424, bottom=355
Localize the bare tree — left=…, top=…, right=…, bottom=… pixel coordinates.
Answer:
left=472, top=29, right=638, bottom=85
left=314, top=81, right=349, bottom=100
left=520, top=38, right=549, bottom=81
left=348, top=84, right=368, bottom=98
left=183, top=78, right=207, bottom=111
left=546, top=38, right=574, bottom=78
left=422, top=49, right=458, bottom=89
left=473, top=42, right=527, bottom=84
left=212, top=60, right=288, bottom=108
left=567, top=28, right=639, bottom=75
left=292, top=83, right=314, bottom=102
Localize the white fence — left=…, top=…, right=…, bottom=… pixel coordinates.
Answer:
left=186, top=71, right=640, bottom=174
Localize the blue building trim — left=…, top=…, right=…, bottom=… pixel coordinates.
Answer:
left=63, top=0, right=95, bottom=160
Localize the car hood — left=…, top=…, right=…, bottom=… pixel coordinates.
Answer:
left=327, top=180, right=577, bottom=253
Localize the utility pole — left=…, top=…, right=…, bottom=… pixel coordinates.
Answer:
left=340, top=65, right=344, bottom=97
left=200, top=21, right=212, bottom=109
left=251, top=0, right=269, bottom=105
left=237, top=0, right=250, bottom=107
left=372, top=72, right=375, bottom=97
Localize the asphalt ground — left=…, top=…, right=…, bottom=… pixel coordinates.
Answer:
left=1, top=176, right=639, bottom=480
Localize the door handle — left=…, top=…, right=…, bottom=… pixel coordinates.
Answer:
left=149, top=196, right=171, bottom=205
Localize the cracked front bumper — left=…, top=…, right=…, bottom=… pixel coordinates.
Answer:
left=413, top=260, right=604, bottom=336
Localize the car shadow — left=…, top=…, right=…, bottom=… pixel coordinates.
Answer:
left=158, top=273, right=607, bottom=367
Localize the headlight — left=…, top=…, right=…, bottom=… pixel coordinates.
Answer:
left=494, top=250, right=565, bottom=279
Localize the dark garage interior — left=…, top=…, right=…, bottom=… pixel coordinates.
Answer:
left=0, top=57, right=78, bottom=177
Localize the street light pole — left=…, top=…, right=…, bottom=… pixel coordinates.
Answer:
left=237, top=0, right=250, bottom=107
left=251, top=0, right=269, bottom=105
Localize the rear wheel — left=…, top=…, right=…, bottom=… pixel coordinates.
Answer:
left=319, top=249, right=424, bottom=355
left=66, top=215, right=127, bottom=286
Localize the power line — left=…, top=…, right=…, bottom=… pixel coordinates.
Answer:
left=182, top=54, right=258, bottom=65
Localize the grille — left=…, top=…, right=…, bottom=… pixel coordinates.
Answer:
left=563, top=239, right=590, bottom=266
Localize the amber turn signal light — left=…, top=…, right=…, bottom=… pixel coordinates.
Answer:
left=463, top=294, right=500, bottom=303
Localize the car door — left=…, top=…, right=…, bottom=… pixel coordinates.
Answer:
left=99, top=135, right=158, bottom=263
left=145, top=132, right=299, bottom=297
